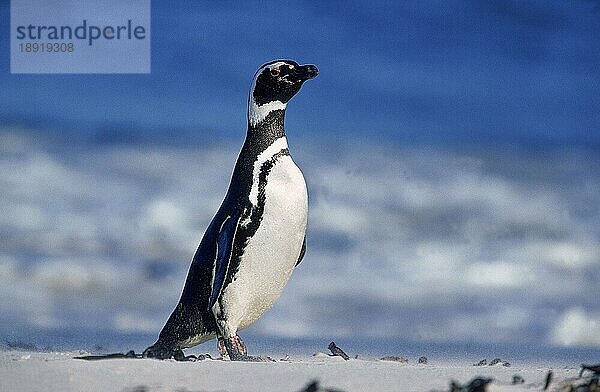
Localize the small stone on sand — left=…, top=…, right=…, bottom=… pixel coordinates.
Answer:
left=379, top=356, right=408, bottom=363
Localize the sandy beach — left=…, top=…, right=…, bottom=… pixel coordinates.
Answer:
left=1, top=348, right=594, bottom=392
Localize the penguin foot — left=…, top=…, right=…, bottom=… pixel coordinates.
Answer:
left=224, top=335, right=247, bottom=357
left=143, top=343, right=198, bottom=361
left=222, top=335, right=275, bottom=362
left=143, top=342, right=176, bottom=359
left=217, top=337, right=229, bottom=359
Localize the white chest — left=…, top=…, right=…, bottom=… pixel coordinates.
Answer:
left=222, top=154, right=308, bottom=331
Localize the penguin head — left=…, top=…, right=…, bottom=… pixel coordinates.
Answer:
left=251, top=60, right=318, bottom=106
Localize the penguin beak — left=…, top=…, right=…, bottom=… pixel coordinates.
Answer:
left=293, top=64, right=318, bottom=82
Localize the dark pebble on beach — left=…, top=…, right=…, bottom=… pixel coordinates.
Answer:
left=581, top=364, right=600, bottom=377
left=543, top=371, right=553, bottom=390
left=562, top=365, right=600, bottom=392
left=512, top=375, right=524, bottom=384
left=379, top=356, right=408, bottom=363
left=327, top=342, right=350, bottom=361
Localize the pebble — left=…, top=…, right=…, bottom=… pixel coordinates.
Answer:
left=379, top=356, right=408, bottom=363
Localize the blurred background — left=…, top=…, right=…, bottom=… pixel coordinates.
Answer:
left=1, top=1, right=599, bottom=355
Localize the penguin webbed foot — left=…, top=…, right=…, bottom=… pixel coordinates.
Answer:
left=143, top=342, right=201, bottom=361
left=222, top=335, right=275, bottom=362
left=142, top=341, right=175, bottom=359
left=173, top=349, right=201, bottom=362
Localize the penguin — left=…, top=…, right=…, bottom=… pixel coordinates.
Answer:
left=143, top=60, right=318, bottom=361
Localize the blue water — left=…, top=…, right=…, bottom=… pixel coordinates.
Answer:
left=1, top=1, right=600, bottom=148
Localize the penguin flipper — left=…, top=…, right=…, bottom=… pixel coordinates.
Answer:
left=209, top=212, right=242, bottom=310
left=295, top=235, right=306, bottom=266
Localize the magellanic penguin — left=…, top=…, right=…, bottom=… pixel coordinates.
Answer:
left=143, top=60, right=318, bottom=361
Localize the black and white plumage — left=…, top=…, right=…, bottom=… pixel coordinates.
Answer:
left=143, top=60, right=318, bottom=361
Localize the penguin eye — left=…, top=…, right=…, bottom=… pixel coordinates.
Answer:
left=270, top=67, right=281, bottom=77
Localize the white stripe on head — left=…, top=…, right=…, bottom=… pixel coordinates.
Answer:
left=248, top=61, right=289, bottom=126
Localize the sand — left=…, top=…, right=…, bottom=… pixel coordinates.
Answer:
left=0, top=349, right=589, bottom=392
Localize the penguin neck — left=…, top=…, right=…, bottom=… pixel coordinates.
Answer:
left=248, top=95, right=287, bottom=127
left=246, top=106, right=287, bottom=150
left=228, top=105, right=288, bottom=203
